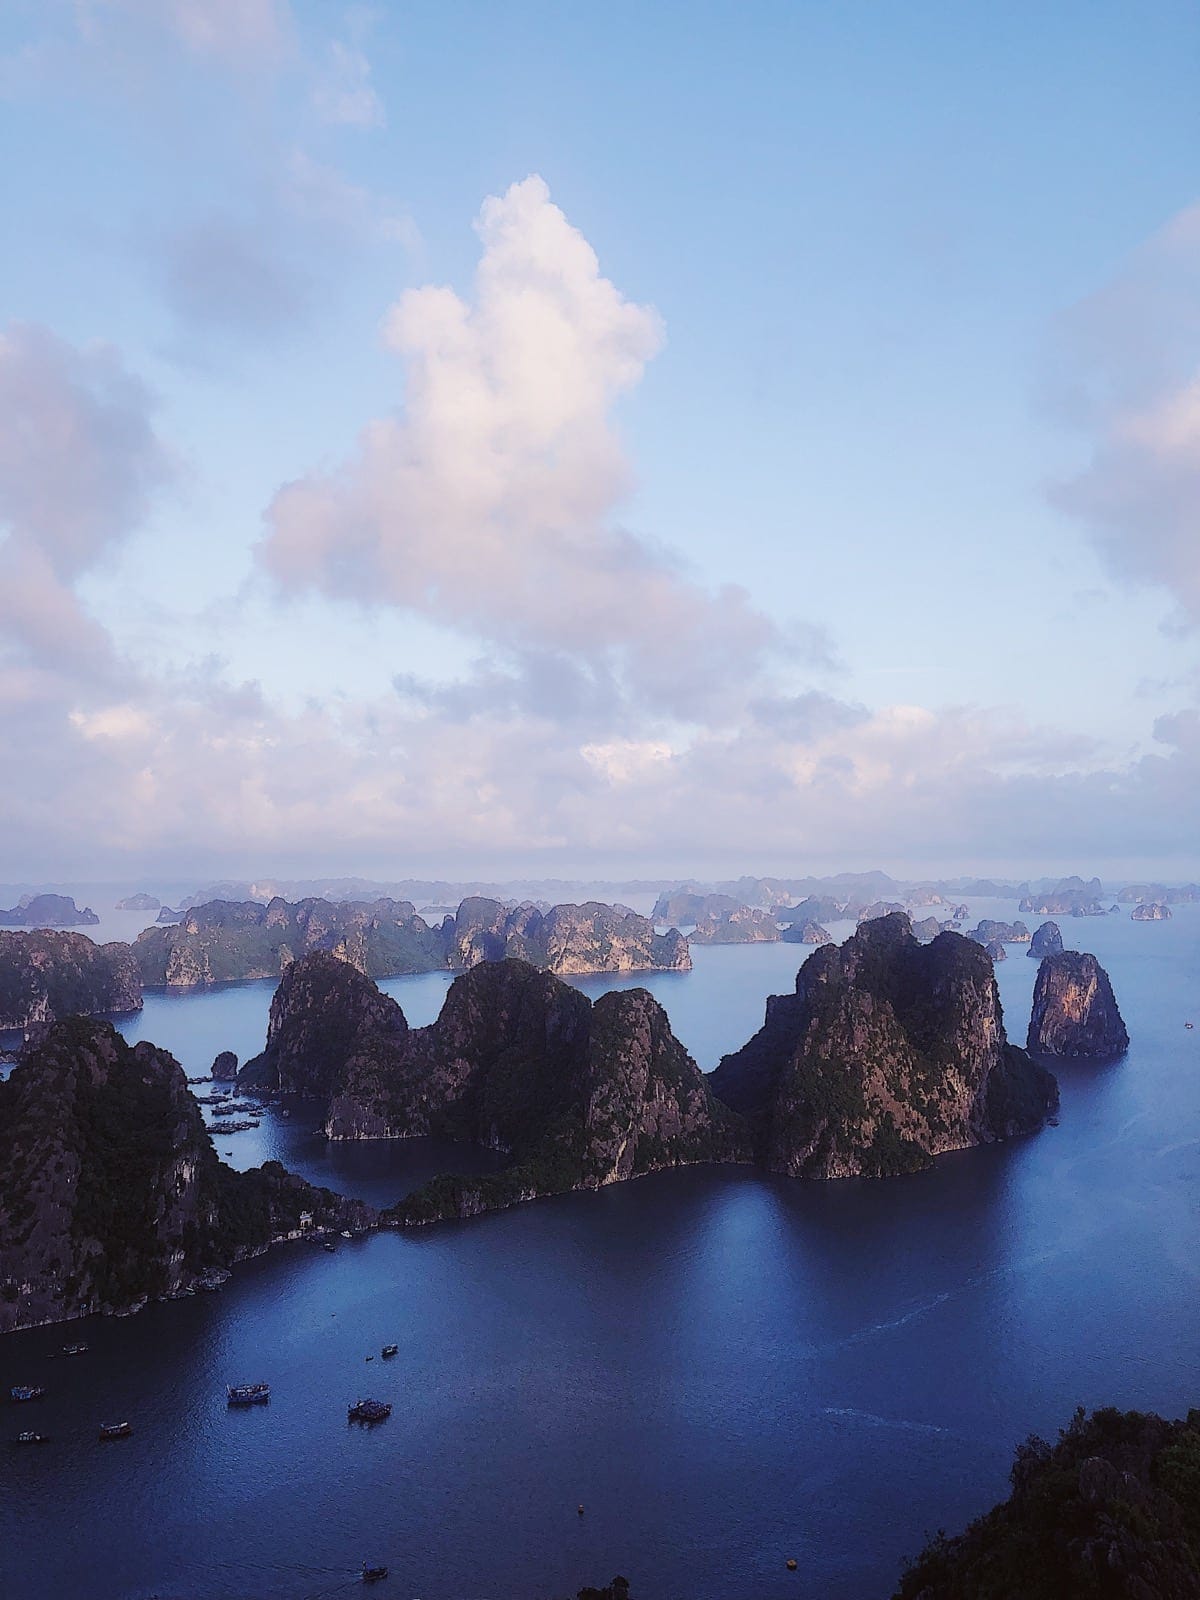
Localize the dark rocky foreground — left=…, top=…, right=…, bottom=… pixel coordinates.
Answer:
left=710, top=914, right=1058, bottom=1178
left=1027, top=950, right=1129, bottom=1058
left=243, top=954, right=749, bottom=1224
left=0, top=1019, right=372, bottom=1331
left=893, top=1405, right=1200, bottom=1599
left=0, top=930, right=142, bottom=1030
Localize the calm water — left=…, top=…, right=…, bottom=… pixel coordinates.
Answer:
left=1, top=902, right=1197, bottom=1599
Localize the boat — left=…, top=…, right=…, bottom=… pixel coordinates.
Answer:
left=60, top=1343, right=89, bottom=1357
left=341, top=1230, right=353, bottom=1239
left=98, top=1421, right=132, bottom=1440
left=348, top=1399, right=392, bottom=1423
left=226, top=1382, right=270, bottom=1405
left=362, top=1563, right=389, bottom=1583
left=381, top=1344, right=398, bottom=1358
left=322, top=1241, right=336, bottom=1252
left=10, top=1386, right=45, bottom=1402
left=14, top=1431, right=48, bottom=1445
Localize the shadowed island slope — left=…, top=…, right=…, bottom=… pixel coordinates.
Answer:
left=242, top=954, right=747, bottom=1223
left=0, top=931, right=142, bottom=1030
left=134, top=895, right=689, bottom=988
left=0, top=1018, right=373, bottom=1331
left=709, top=914, right=1058, bottom=1177
left=894, top=1404, right=1200, bottom=1599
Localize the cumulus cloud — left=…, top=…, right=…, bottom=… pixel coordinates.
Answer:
left=262, top=175, right=788, bottom=721
left=1051, top=204, right=1200, bottom=624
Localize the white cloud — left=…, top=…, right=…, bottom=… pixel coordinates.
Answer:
left=262, top=175, right=793, bottom=721
left=1050, top=203, right=1200, bottom=625
left=312, top=38, right=385, bottom=127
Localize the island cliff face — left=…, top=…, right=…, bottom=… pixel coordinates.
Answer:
left=688, top=907, right=781, bottom=944
left=134, top=895, right=446, bottom=987
left=651, top=890, right=744, bottom=925
left=1028, top=920, right=1064, bottom=958
left=0, top=931, right=142, bottom=1030
left=0, top=1018, right=373, bottom=1331
left=446, top=898, right=691, bottom=974
left=242, top=953, right=747, bottom=1222
left=1131, top=902, right=1172, bottom=921
left=0, top=893, right=99, bottom=928
left=135, top=895, right=689, bottom=987
left=1027, top=951, right=1129, bottom=1058
left=709, top=915, right=1058, bottom=1178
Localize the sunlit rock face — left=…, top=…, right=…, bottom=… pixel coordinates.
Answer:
left=710, top=914, right=1058, bottom=1179
left=0, top=931, right=142, bottom=1029
left=688, top=907, right=781, bottom=944
left=1027, top=951, right=1129, bottom=1059
left=0, top=1019, right=372, bottom=1331
left=1130, top=902, right=1172, bottom=921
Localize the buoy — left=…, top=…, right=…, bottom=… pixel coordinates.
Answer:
left=577, top=1504, right=584, bottom=1516
left=786, top=1559, right=798, bottom=1571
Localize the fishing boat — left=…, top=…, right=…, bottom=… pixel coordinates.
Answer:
left=362, top=1562, right=389, bottom=1583
left=348, top=1399, right=391, bottom=1423
left=226, top=1382, right=270, bottom=1405
left=341, top=1230, right=353, bottom=1239
left=14, top=1431, right=48, bottom=1445
left=98, top=1421, right=132, bottom=1440
left=60, top=1343, right=89, bottom=1357
left=10, top=1386, right=45, bottom=1402
left=322, top=1241, right=336, bottom=1252
left=381, top=1344, right=398, bottom=1358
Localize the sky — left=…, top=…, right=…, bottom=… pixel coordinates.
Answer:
left=1, top=0, right=1199, bottom=883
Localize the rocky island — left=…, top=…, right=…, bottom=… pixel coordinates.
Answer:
left=115, top=892, right=161, bottom=912
left=1027, top=951, right=1129, bottom=1058
left=781, top=920, right=833, bottom=946
left=1131, top=902, right=1172, bottom=921
left=688, top=907, right=781, bottom=944
left=0, top=931, right=142, bottom=1030
left=894, top=1405, right=1200, bottom=1599
left=651, top=890, right=746, bottom=925
left=1028, top=919, right=1064, bottom=958
left=0, top=893, right=99, bottom=928
left=709, top=914, right=1058, bottom=1177
left=0, top=1018, right=373, bottom=1331
left=242, top=953, right=747, bottom=1223
left=134, top=894, right=689, bottom=987
left=966, top=918, right=1031, bottom=945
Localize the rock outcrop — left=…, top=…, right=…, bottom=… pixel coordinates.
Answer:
left=1028, top=920, right=1064, bottom=958
left=134, top=895, right=446, bottom=987
left=651, top=890, right=745, bottom=925
left=709, top=914, right=1057, bottom=1178
left=1027, top=951, right=1129, bottom=1058
left=985, top=939, right=1007, bottom=963
left=688, top=907, right=781, bottom=944
left=135, top=895, right=690, bottom=987
left=776, top=895, right=847, bottom=926
left=1131, top=902, right=1172, bottom=921
left=447, top=898, right=690, bottom=974
left=0, top=893, right=99, bottom=928
left=115, top=893, right=160, bottom=911
left=966, top=918, right=1031, bottom=945
left=0, top=1018, right=373, bottom=1331
left=211, top=1050, right=238, bottom=1080
left=781, top=920, right=832, bottom=946
left=1019, top=892, right=1105, bottom=917
left=0, top=932, right=142, bottom=1030
left=894, top=1405, right=1200, bottom=1600
left=242, top=953, right=748, bottom=1223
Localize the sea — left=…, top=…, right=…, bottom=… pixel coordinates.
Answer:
left=1, top=899, right=1196, bottom=1600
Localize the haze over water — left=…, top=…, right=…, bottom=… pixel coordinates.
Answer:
left=1, top=903, right=1196, bottom=1600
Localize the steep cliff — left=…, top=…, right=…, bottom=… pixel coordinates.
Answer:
left=448, top=899, right=691, bottom=974
left=688, top=907, right=781, bottom=944
left=0, top=1018, right=373, bottom=1331
left=0, top=893, right=99, bottom=928
left=895, top=1405, right=1200, bottom=1600
left=709, top=914, right=1058, bottom=1178
left=782, top=920, right=832, bottom=946
left=241, top=953, right=747, bottom=1220
left=0, top=931, right=142, bottom=1029
left=1131, top=902, right=1172, bottom=921
left=1028, top=920, right=1064, bottom=958
left=134, top=895, right=446, bottom=987
left=1027, top=951, right=1129, bottom=1058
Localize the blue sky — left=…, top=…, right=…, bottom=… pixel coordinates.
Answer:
left=1, top=1, right=1198, bottom=880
